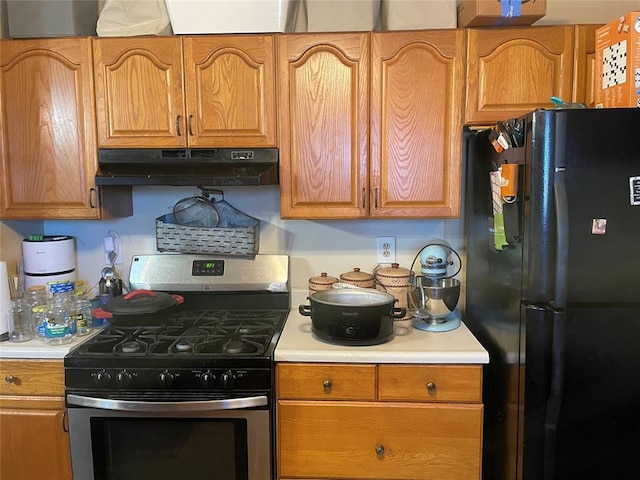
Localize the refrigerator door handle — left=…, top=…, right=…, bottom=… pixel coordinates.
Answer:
left=543, top=309, right=566, bottom=480
left=542, top=166, right=570, bottom=479
left=553, top=165, right=569, bottom=308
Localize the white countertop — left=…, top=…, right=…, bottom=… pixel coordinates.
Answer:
left=1, top=290, right=490, bottom=364
left=0, top=328, right=103, bottom=359
left=275, top=307, right=489, bottom=364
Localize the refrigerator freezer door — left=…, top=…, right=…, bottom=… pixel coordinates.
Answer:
left=554, top=305, right=640, bottom=478
left=528, top=109, right=640, bottom=305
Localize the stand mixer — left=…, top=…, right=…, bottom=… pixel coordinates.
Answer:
left=407, top=240, right=462, bottom=332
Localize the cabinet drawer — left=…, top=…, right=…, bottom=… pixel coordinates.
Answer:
left=0, top=360, right=65, bottom=397
left=276, top=363, right=376, bottom=400
left=278, top=401, right=482, bottom=480
left=378, top=365, right=482, bottom=403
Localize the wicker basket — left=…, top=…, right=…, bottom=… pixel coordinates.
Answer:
left=155, top=200, right=259, bottom=256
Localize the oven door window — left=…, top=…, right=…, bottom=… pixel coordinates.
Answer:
left=91, top=418, right=248, bottom=480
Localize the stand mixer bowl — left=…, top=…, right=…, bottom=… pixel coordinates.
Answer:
left=407, top=276, right=460, bottom=323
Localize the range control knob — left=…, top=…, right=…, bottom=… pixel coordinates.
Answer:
left=116, top=370, right=133, bottom=388
left=94, top=370, right=112, bottom=387
left=344, top=324, right=358, bottom=338
left=200, top=371, right=217, bottom=389
left=158, top=370, right=175, bottom=387
left=220, top=370, right=236, bottom=390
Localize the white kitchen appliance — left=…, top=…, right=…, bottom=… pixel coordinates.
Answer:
left=22, top=235, right=76, bottom=289
left=0, top=261, right=11, bottom=340
left=407, top=240, right=462, bottom=332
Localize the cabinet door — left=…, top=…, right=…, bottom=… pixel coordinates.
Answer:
left=0, top=38, right=103, bottom=219
left=573, top=24, right=600, bottom=108
left=93, top=37, right=185, bottom=147
left=278, top=33, right=369, bottom=219
left=184, top=35, right=277, bottom=147
left=370, top=30, right=465, bottom=218
left=0, top=397, right=72, bottom=480
left=278, top=401, right=482, bottom=480
left=465, top=26, right=575, bottom=123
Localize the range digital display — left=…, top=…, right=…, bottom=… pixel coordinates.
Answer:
left=192, top=260, right=225, bottom=276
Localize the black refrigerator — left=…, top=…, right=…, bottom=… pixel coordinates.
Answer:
left=463, top=108, right=640, bottom=480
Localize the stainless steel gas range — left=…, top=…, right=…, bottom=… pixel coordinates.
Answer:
left=64, top=254, right=290, bottom=480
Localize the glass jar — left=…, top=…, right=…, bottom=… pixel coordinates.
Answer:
left=25, top=285, right=47, bottom=341
left=74, top=287, right=93, bottom=336
left=8, top=298, right=33, bottom=342
left=43, top=281, right=76, bottom=345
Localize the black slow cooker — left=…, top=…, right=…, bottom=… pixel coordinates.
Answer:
left=298, top=289, right=406, bottom=346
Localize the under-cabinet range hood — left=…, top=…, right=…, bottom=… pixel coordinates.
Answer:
left=95, top=148, right=279, bottom=186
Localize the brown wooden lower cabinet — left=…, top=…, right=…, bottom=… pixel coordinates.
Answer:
left=276, top=363, right=483, bottom=480
left=0, top=360, right=72, bottom=480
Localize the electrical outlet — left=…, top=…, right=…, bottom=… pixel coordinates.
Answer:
left=103, top=236, right=123, bottom=265
left=377, top=236, right=396, bottom=264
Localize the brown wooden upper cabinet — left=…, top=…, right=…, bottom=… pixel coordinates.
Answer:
left=0, top=37, right=131, bottom=220
left=465, top=25, right=575, bottom=124
left=573, top=24, right=600, bottom=108
left=278, top=30, right=465, bottom=219
left=93, top=35, right=277, bottom=148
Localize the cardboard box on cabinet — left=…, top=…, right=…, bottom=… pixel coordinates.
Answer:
left=292, top=0, right=381, bottom=32
left=6, top=0, right=98, bottom=37
left=381, top=0, right=456, bottom=30
left=457, top=0, right=546, bottom=27
left=594, top=11, right=640, bottom=108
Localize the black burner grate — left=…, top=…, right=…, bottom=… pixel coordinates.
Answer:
left=74, top=310, right=286, bottom=357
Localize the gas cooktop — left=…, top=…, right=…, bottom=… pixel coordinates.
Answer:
left=71, top=310, right=288, bottom=358
left=64, top=254, right=290, bottom=394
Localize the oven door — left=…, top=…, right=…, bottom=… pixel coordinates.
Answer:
left=66, top=394, right=271, bottom=480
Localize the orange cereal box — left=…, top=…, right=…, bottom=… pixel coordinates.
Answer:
left=595, top=11, right=640, bottom=108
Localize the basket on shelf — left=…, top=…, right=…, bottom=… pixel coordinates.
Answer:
left=155, top=189, right=260, bottom=257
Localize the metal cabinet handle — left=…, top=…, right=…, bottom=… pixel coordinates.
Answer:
left=374, top=187, right=379, bottom=209
left=322, top=380, right=332, bottom=392
left=375, top=444, right=385, bottom=455
left=361, top=188, right=366, bottom=209
left=176, top=115, right=182, bottom=136
left=5, top=375, right=14, bottom=384
left=426, top=382, right=437, bottom=392
left=188, top=115, right=194, bottom=136
left=89, top=188, right=97, bottom=209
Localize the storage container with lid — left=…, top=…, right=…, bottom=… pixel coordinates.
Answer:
left=374, top=263, right=413, bottom=320
left=308, top=272, right=338, bottom=295
left=339, top=268, right=375, bottom=289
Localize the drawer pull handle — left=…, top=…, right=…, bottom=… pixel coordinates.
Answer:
left=375, top=445, right=385, bottom=455
left=426, top=382, right=437, bottom=392
left=5, top=375, right=15, bottom=384
left=322, top=380, right=332, bottom=392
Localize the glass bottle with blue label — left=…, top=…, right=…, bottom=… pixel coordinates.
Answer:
left=43, top=281, right=76, bottom=345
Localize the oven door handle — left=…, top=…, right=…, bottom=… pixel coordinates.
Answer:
left=66, top=394, right=268, bottom=412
